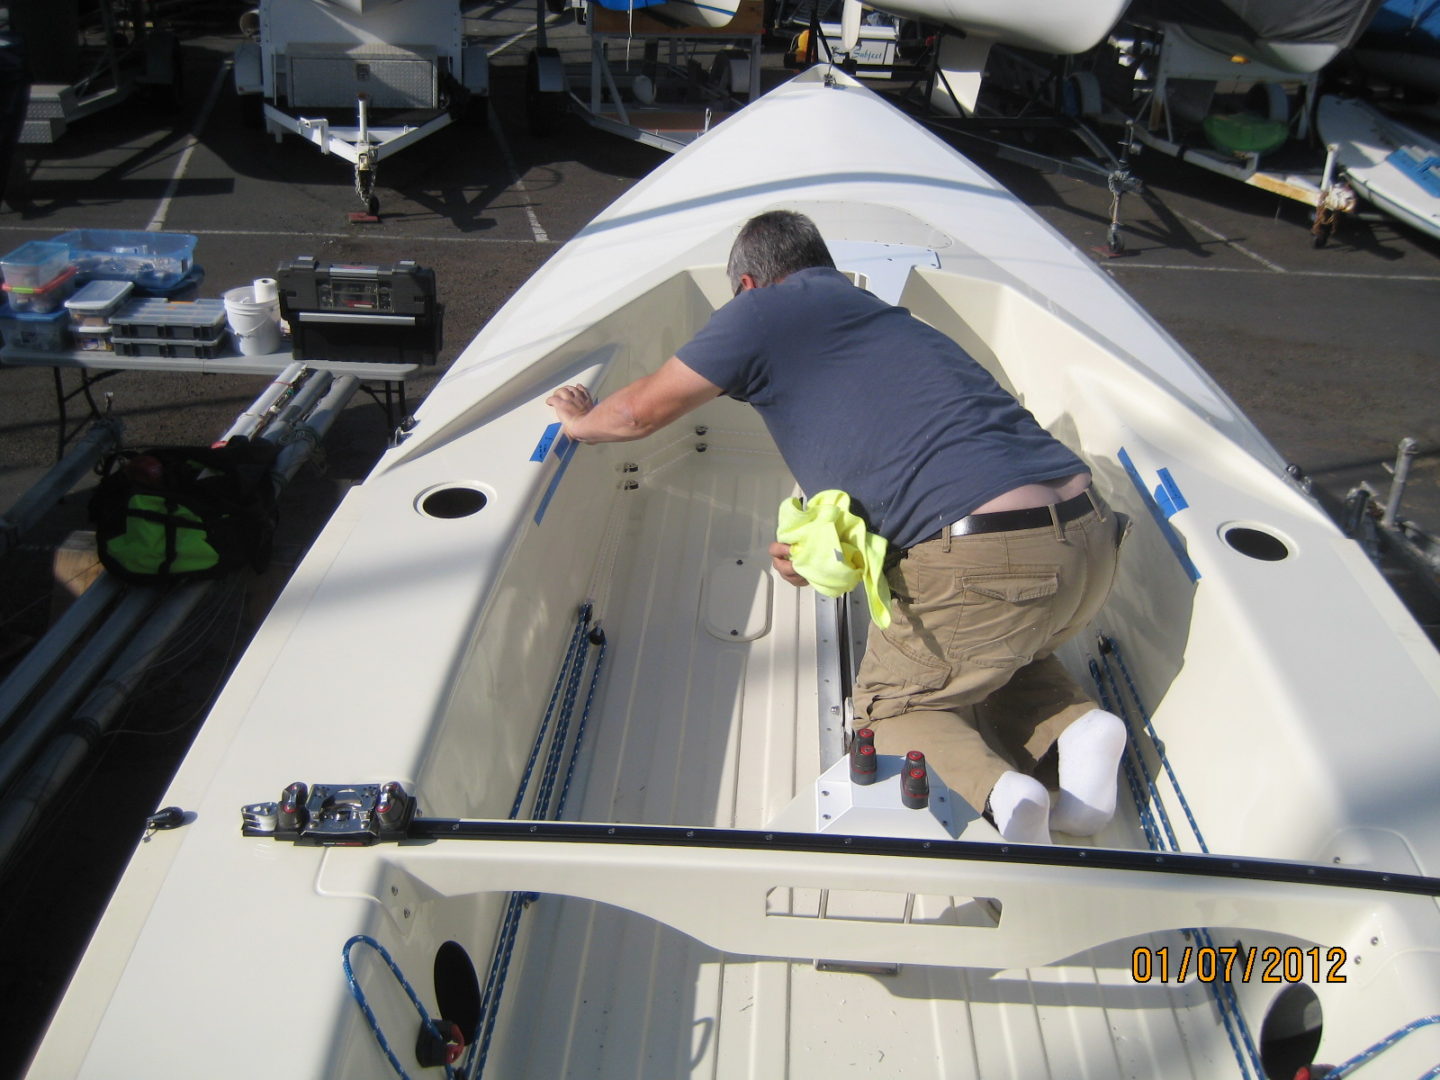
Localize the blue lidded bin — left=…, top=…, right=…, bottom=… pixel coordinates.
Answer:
left=0, top=300, right=72, bottom=352
left=54, top=229, right=197, bottom=292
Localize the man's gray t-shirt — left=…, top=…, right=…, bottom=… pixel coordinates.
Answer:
left=676, top=267, right=1085, bottom=550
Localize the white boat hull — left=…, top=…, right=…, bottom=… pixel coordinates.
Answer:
left=861, top=0, right=1127, bottom=55
left=1318, top=94, right=1440, bottom=242
left=24, top=67, right=1440, bottom=1080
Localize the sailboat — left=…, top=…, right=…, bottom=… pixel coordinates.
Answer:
left=24, top=65, right=1440, bottom=1079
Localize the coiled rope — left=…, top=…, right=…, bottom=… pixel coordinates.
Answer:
left=343, top=934, right=461, bottom=1080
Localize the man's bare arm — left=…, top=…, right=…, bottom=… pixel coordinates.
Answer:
left=547, top=355, right=724, bottom=443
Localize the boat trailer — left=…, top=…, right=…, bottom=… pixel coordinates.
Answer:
left=233, top=0, right=490, bottom=217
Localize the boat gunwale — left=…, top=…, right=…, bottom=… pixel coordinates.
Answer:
left=385, top=817, right=1440, bottom=898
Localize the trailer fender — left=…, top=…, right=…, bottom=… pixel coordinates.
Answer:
left=531, top=48, right=565, bottom=95
left=462, top=44, right=489, bottom=95
left=234, top=42, right=263, bottom=96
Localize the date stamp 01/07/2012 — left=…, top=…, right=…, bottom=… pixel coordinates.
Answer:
left=1131, top=945, right=1349, bottom=984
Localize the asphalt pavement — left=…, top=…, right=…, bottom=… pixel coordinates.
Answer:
left=0, top=6, right=1437, bottom=1076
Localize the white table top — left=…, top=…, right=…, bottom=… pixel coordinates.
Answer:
left=1, top=345, right=420, bottom=381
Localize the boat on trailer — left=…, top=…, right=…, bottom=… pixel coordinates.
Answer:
left=25, top=65, right=1440, bottom=1079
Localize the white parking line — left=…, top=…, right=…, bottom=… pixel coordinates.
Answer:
left=0, top=223, right=561, bottom=245
left=1171, top=210, right=1289, bottom=273
left=147, top=60, right=231, bottom=233
left=1104, top=263, right=1440, bottom=283
left=484, top=14, right=569, bottom=59
left=488, top=104, right=550, bottom=244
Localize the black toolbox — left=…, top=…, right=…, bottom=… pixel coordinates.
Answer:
left=276, top=257, right=443, bottom=365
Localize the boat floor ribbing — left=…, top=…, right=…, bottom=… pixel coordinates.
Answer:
left=467, top=420, right=1216, bottom=1079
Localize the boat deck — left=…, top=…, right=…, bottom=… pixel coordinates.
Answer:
left=480, top=423, right=1222, bottom=1079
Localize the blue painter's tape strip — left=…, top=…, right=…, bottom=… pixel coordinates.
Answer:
left=531, top=422, right=561, bottom=462
left=553, top=432, right=572, bottom=460
left=1156, top=467, right=1189, bottom=518
left=1118, top=447, right=1201, bottom=583
left=533, top=436, right=580, bottom=526
left=1154, top=484, right=1178, bottom=520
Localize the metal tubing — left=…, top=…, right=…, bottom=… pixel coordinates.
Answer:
left=0, top=575, right=121, bottom=737
left=0, top=581, right=211, bottom=871
left=0, top=723, right=92, bottom=872
left=0, top=417, right=123, bottom=557
left=1382, top=438, right=1419, bottom=530
left=0, top=365, right=308, bottom=741
left=0, top=368, right=357, bottom=866
left=273, top=375, right=359, bottom=484
left=0, top=586, right=162, bottom=798
left=264, top=370, right=334, bottom=440
left=218, top=362, right=308, bottom=444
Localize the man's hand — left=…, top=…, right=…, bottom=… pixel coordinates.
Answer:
left=769, top=541, right=809, bottom=587
left=547, top=384, right=594, bottom=436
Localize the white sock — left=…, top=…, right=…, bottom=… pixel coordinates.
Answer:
left=988, top=771, right=1051, bottom=844
left=1050, top=709, right=1128, bottom=837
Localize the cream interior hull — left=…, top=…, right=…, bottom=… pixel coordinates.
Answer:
left=27, top=68, right=1440, bottom=1079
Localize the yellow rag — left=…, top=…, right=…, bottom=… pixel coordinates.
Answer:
left=776, top=490, right=891, bottom=628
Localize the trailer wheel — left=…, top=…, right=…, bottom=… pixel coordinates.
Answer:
left=239, top=93, right=264, bottom=130
left=528, top=89, right=566, bottom=136
left=1059, top=71, right=1101, bottom=119
left=463, top=91, right=489, bottom=127
left=1312, top=201, right=1341, bottom=249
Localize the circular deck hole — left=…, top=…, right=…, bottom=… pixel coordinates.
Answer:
left=1223, top=525, right=1290, bottom=562
left=419, top=486, right=488, bottom=519
left=433, top=940, right=481, bottom=1036
left=1259, top=983, right=1322, bottom=1079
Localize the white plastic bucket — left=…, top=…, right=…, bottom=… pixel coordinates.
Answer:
left=223, top=284, right=282, bottom=356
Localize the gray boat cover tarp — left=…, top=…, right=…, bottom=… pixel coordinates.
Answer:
left=1128, top=0, right=1384, bottom=45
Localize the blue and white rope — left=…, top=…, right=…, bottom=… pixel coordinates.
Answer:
left=344, top=934, right=460, bottom=1080
left=1092, top=634, right=1261, bottom=1080
left=1323, top=1015, right=1440, bottom=1078
left=1103, top=636, right=1209, bottom=853
left=509, top=605, right=592, bottom=820
left=555, top=629, right=608, bottom=821
left=467, top=609, right=607, bottom=1078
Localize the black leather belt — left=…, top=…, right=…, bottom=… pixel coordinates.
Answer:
left=947, top=488, right=1097, bottom=538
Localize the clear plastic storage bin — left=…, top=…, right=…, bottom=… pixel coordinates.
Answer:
left=0, top=302, right=71, bottom=352
left=3, top=265, right=78, bottom=313
left=55, top=230, right=197, bottom=292
left=1, top=240, right=72, bottom=291
left=65, top=279, right=135, bottom=328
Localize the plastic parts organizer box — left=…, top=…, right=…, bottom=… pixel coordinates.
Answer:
left=109, top=297, right=229, bottom=359
left=54, top=230, right=197, bottom=292
left=109, top=298, right=227, bottom=340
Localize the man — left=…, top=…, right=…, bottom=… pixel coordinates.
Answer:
left=548, top=209, right=1127, bottom=844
